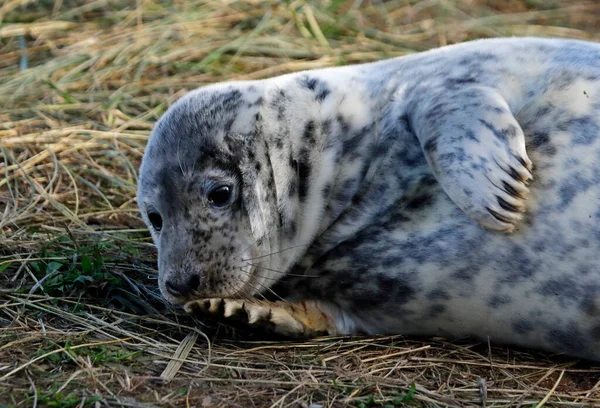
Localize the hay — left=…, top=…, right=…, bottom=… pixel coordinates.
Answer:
left=1, top=1, right=599, bottom=406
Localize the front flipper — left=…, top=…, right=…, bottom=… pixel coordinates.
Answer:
left=184, top=298, right=337, bottom=338
left=409, top=86, right=533, bottom=232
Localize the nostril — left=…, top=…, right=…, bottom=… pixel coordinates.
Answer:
left=165, top=274, right=202, bottom=298
left=188, top=274, right=201, bottom=291
left=165, top=280, right=184, bottom=297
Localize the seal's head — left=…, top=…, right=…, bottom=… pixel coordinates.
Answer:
left=137, top=82, right=279, bottom=305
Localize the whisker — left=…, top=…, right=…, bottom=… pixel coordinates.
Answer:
left=235, top=265, right=281, bottom=281
left=242, top=244, right=310, bottom=262
left=246, top=278, right=288, bottom=305
left=238, top=266, right=291, bottom=305
left=239, top=234, right=264, bottom=256
left=246, top=263, right=321, bottom=278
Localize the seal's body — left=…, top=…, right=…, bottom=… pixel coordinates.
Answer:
left=138, top=37, right=600, bottom=360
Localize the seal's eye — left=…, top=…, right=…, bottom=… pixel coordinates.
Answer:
left=208, top=185, right=232, bottom=207
left=148, top=211, right=163, bottom=232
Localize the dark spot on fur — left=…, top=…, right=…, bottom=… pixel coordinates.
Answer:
left=488, top=295, right=511, bottom=308
left=479, top=119, right=508, bottom=142
left=503, top=125, right=518, bottom=138
left=580, top=295, right=599, bottom=316
left=567, top=116, right=599, bottom=145
left=428, top=304, right=446, bottom=317
left=429, top=289, right=451, bottom=301
left=557, top=173, right=594, bottom=210
left=304, top=121, right=316, bottom=144
left=531, top=131, right=550, bottom=147
left=321, top=119, right=332, bottom=136
left=535, top=106, right=552, bottom=118
left=342, top=126, right=369, bottom=155
left=288, top=180, right=297, bottom=198
left=316, top=88, right=330, bottom=101
left=527, top=131, right=556, bottom=156
left=300, top=76, right=318, bottom=90
left=546, top=323, right=586, bottom=354
left=445, top=76, right=478, bottom=88
left=423, top=137, right=437, bottom=153
left=451, top=266, right=476, bottom=282
left=405, top=193, right=433, bottom=210
left=498, top=245, right=536, bottom=284
left=484, top=105, right=505, bottom=114
left=288, top=220, right=297, bottom=236
left=388, top=211, right=411, bottom=224
left=512, top=318, right=534, bottom=334
left=297, top=150, right=312, bottom=201
left=351, top=274, right=416, bottom=310
left=337, top=114, right=350, bottom=134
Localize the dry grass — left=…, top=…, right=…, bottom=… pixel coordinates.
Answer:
left=1, top=0, right=600, bottom=407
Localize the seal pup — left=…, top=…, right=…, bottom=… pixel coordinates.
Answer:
left=137, top=37, right=600, bottom=360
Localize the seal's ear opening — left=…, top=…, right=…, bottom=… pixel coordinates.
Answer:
left=223, top=129, right=246, bottom=158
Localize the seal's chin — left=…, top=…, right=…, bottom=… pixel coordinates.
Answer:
left=169, top=297, right=188, bottom=306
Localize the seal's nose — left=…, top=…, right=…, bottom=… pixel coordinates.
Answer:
left=165, top=274, right=201, bottom=298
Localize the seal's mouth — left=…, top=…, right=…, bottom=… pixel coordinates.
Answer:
left=166, top=247, right=282, bottom=305
left=161, top=288, right=189, bottom=306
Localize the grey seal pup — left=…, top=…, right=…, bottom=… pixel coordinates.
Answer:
left=137, top=37, right=600, bottom=361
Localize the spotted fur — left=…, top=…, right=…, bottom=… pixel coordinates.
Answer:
left=138, top=37, right=600, bottom=361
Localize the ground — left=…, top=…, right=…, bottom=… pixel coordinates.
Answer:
left=1, top=1, right=600, bottom=407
